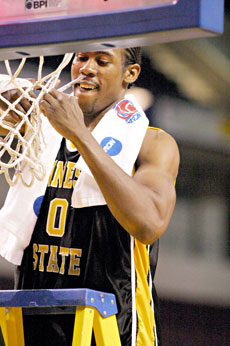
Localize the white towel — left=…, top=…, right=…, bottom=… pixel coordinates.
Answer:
left=72, top=94, right=149, bottom=207
left=0, top=75, right=33, bottom=94
left=0, top=94, right=148, bottom=265
left=0, top=117, right=62, bottom=265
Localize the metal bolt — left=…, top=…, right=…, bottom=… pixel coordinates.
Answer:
left=101, top=298, right=104, bottom=303
left=111, top=299, right=114, bottom=305
left=103, top=310, right=107, bottom=316
left=91, top=298, right=94, bottom=303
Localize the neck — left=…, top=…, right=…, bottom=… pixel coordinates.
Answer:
left=84, top=95, right=126, bottom=132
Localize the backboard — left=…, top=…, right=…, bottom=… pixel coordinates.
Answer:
left=0, top=0, right=225, bottom=60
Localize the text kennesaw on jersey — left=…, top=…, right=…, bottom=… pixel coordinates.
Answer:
left=32, top=158, right=82, bottom=276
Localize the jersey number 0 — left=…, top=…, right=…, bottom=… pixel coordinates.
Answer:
left=46, top=198, right=68, bottom=237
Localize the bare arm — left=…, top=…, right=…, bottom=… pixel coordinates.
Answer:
left=72, top=127, right=179, bottom=244
left=40, top=89, right=180, bottom=244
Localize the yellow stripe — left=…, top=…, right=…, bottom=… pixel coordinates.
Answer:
left=133, top=125, right=170, bottom=344
left=148, top=126, right=164, bottom=131
left=134, top=239, right=155, bottom=345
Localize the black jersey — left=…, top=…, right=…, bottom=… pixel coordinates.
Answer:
left=16, top=138, right=161, bottom=346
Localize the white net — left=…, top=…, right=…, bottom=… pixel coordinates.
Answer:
left=0, top=53, right=80, bottom=187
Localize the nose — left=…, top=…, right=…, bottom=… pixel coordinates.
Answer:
left=79, top=58, right=97, bottom=77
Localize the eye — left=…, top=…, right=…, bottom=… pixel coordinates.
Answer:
left=97, top=58, right=109, bottom=66
left=75, top=54, right=88, bottom=62
left=79, top=56, right=88, bottom=62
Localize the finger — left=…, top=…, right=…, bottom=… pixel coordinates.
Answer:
left=7, top=110, right=22, bottom=122
left=2, top=90, right=20, bottom=103
left=0, top=92, right=23, bottom=120
left=4, top=107, right=24, bottom=123
left=9, top=92, right=25, bottom=107
left=14, top=102, right=27, bottom=116
left=39, top=99, right=53, bottom=117
left=42, top=92, right=56, bottom=105
left=68, top=94, right=78, bottom=101
left=39, top=100, right=48, bottom=117
left=49, top=89, right=65, bottom=103
left=57, top=93, right=63, bottom=102
left=27, top=78, right=36, bottom=84
left=29, top=90, right=37, bottom=99
left=27, top=78, right=44, bottom=91
left=19, top=97, right=33, bottom=112
left=28, top=79, right=46, bottom=91
left=49, top=88, right=60, bottom=98
left=54, top=79, right=61, bottom=89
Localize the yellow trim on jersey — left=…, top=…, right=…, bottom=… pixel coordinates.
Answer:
left=148, top=126, right=164, bottom=131
left=134, top=239, right=156, bottom=345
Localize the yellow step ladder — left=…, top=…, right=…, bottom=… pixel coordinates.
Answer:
left=0, top=288, right=121, bottom=346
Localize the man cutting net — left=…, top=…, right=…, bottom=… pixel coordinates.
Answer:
left=0, top=47, right=179, bottom=346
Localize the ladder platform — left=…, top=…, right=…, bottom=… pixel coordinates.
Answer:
left=0, top=289, right=118, bottom=318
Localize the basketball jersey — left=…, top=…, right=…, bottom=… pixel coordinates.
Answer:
left=16, top=137, right=161, bottom=346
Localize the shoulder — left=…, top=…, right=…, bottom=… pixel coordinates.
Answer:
left=143, top=127, right=179, bottom=153
left=137, top=127, right=180, bottom=180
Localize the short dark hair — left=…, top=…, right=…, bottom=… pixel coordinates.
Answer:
left=122, top=48, right=142, bottom=88
left=124, top=47, right=142, bottom=67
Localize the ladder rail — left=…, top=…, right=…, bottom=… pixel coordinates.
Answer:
left=0, top=289, right=121, bottom=346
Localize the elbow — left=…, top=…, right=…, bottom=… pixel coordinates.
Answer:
left=125, top=195, right=176, bottom=245
left=137, top=192, right=176, bottom=244
left=133, top=218, right=167, bottom=245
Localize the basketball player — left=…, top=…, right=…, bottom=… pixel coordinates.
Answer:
left=2, top=48, right=179, bottom=345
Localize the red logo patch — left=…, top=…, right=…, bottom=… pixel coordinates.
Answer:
left=116, top=100, right=138, bottom=119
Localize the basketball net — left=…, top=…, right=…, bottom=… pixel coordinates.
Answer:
left=0, top=53, right=81, bottom=187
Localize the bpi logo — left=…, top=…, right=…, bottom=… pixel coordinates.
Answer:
left=100, top=137, right=122, bottom=156
left=25, top=0, right=48, bottom=10
left=115, top=100, right=141, bottom=124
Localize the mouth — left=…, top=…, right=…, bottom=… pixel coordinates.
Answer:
left=76, top=82, right=99, bottom=91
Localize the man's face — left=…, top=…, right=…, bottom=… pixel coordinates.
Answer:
left=71, top=49, right=127, bottom=117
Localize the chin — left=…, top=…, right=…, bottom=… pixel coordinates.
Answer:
left=78, top=102, right=94, bottom=116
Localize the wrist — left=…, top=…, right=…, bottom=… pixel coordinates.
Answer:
left=70, top=126, right=92, bottom=150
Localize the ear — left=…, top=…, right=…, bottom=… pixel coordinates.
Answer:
left=123, top=64, right=141, bottom=86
